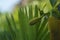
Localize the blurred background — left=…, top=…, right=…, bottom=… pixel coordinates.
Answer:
left=0, top=0, right=21, bottom=12
left=0, top=0, right=34, bottom=12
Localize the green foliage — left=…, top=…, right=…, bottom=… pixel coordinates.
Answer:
left=0, top=0, right=59, bottom=40
left=1, top=0, right=60, bottom=40
left=0, top=4, right=50, bottom=40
